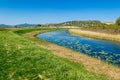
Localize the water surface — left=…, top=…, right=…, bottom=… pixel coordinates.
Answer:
left=37, top=30, right=120, bottom=66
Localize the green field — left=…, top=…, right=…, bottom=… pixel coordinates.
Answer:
left=0, top=28, right=117, bottom=80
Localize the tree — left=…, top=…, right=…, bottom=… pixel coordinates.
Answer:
left=37, top=24, right=42, bottom=26
left=116, top=17, right=120, bottom=25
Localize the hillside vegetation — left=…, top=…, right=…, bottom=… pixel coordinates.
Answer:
left=45, top=20, right=105, bottom=27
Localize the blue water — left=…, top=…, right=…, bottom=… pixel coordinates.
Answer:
left=37, top=30, right=120, bottom=66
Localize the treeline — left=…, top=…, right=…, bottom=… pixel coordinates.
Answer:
left=80, top=17, right=120, bottom=34
left=45, top=20, right=105, bottom=27
left=0, top=17, right=120, bottom=28
left=60, top=20, right=105, bottom=27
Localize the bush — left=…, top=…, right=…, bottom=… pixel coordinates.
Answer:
left=116, top=17, right=120, bottom=25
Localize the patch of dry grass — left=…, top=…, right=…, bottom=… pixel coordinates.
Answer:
left=69, top=29, right=120, bottom=42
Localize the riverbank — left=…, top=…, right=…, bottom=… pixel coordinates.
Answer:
left=22, top=29, right=120, bottom=80
left=69, top=29, right=120, bottom=42
left=1, top=28, right=112, bottom=80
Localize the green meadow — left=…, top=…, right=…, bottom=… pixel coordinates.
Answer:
left=0, top=28, right=112, bottom=80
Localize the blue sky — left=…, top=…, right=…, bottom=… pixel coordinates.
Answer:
left=0, top=0, right=120, bottom=25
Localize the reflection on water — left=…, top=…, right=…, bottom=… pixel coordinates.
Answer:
left=37, top=30, right=120, bottom=66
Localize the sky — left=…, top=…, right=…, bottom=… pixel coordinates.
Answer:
left=0, top=0, right=120, bottom=25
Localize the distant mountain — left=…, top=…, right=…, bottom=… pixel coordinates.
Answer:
left=15, top=23, right=38, bottom=27
left=0, top=24, right=11, bottom=27
left=0, top=20, right=106, bottom=28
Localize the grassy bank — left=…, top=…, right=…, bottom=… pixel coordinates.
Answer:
left=0, top=28, right=112, bottom=80
left=80, top=25, right=120, bottom=35
left=21, top=28, right=120, bottom=80
left=69, top=29, right=120, bottom=42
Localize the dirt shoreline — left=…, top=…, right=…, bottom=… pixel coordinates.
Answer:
left=23, top=30, right=120, bottom=80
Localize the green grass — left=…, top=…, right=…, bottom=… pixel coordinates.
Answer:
left=14, top=27, right=67, bottom=35
left=0, top=29, right=110, bottom=80
left=0, top=28, right=9, bottom=31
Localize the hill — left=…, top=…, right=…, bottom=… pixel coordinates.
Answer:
left=0, top=24, right=11, bottom=27
left=15, top=23, right=38, bottom=27
left=45, top=20, right=105, bottom=27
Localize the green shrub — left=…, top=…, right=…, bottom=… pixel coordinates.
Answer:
left=116, top=17, right=120, bottom=25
